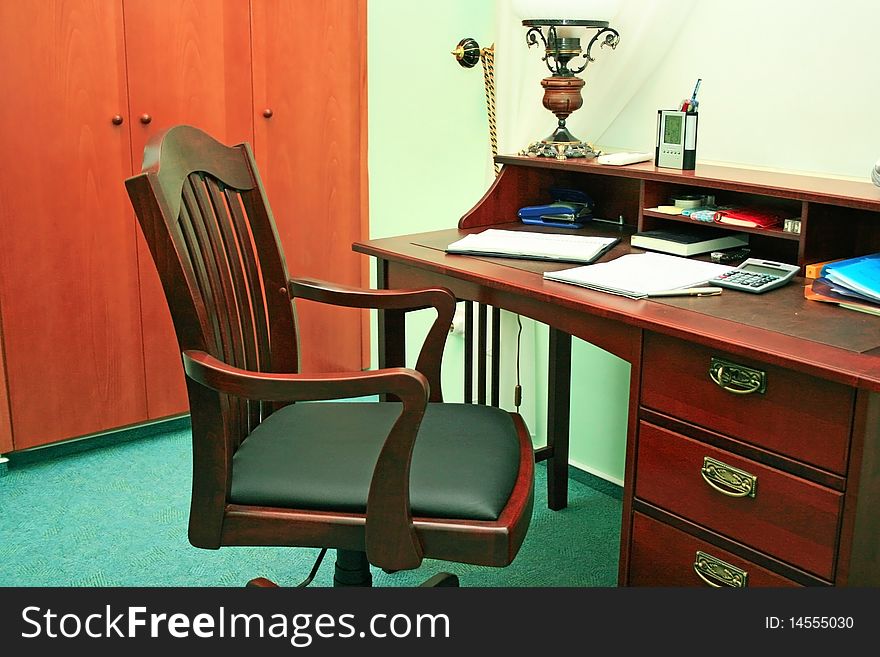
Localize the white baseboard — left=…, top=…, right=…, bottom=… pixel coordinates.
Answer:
left=531, top=433, right=624, bottom=488
left=567, top=457, right=624, bottom=488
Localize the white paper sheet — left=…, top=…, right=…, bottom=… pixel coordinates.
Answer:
left=543, top=252, right=735, bottom=299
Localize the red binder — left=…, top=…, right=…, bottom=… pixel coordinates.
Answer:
left=714, top=208, right=788, bottom=229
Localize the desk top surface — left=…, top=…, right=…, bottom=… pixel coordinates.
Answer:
left=355, top=223, right=880, bottom=390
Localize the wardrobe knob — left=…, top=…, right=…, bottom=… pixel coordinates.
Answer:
left=111, top=115, right=124, bottom=126
left=139, top=114, right=152, bottom=125
left=262, top=108, right=273, bottom=118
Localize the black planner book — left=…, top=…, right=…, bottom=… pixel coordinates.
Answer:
left=630, top=226, right=748, bottom=257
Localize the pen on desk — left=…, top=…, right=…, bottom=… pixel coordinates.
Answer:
left=647, top=286, right=722, bottom=297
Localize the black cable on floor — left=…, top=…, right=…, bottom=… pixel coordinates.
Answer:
left=296, top=548, right=328, bottom=587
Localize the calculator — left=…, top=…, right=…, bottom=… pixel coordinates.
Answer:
left=709, top=258, right=800, bottom=293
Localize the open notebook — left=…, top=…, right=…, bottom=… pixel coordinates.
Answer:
left=544, top=252, right=735, bottom=299
left=446, top=229, right=620, bottom=264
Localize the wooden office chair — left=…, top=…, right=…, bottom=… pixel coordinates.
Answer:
left=125, top=126, right=534, bottom=587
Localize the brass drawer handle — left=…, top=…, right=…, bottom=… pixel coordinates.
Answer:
left=701, top=456, right=757, bottom=498
left=709, top=357, right=766, bottom=394
left=693, top=551, right=748, bottom=587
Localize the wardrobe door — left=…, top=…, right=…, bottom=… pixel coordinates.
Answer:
left=123, top=0, right=255, bottom=418
left=0, top=0, right=147, bottom=448
left=251, top=0, right=369, bottom=373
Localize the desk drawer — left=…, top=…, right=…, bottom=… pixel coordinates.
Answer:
left=641, top=332, right=852, bottom=474
left=635, top=421, right=842, bottom=580
left=629, top=512, right=803, bottom=587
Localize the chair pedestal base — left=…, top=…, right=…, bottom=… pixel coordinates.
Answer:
left=333, top=549, right=373, bottom=587
left=246, top=577, right=279, bottom=588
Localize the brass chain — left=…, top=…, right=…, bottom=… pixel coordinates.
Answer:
left=480, top=47, right=519, bottom=407
left=479, top=45, right=500, bottom=176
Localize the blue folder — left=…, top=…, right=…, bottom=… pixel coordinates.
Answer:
left=821, top=253, right=880, bottom=301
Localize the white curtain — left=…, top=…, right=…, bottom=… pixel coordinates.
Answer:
left=494, top=0, right=698, bottom=155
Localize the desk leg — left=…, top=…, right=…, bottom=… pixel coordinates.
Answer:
left=377, top=260, right=405, bottom=401
left=491, top=307, right=501, bottom=407
left=547, top=327, right=571, bottom=510
left=464, top=303, right=501, bottom=407
left=464, top=301, right=473, bottom=403
left=477, top=304, right=488, bottom=404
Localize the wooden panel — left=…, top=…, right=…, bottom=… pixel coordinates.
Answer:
left=494, top=155, right=880, bottom=212
left=576, top=174, right=641, bottom=227
left=636, top=422, right=842, bottom=579
left=629, top=512, right=802, bottom=587
left=804, top=203, right=880, bottom=266
left=123, top=0, right=254, bottom=417
left=0, top=315, right=12, bottom=452
left=251, top=0, right=367, bottom=373
left=641, top=331, right=853, bottom=474
left=837, top=390, right=880, bottom=585
left=460, top=166, right=557, bottom=229
left=0, top=0, right=147, bottom=448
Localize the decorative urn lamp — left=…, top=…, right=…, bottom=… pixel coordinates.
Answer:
left=518, top=0, right=621, bottom=159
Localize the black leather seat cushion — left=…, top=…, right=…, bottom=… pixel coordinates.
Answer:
left=230, top=402, right=523, bottom=521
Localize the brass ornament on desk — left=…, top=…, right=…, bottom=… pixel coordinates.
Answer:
left=519, top=19, right=620, bottom=160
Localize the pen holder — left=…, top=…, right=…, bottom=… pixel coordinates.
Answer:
left=655, top=110, right=698, bottom=170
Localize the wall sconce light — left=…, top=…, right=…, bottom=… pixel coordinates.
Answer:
left=453, top=37, right=501, bottom=175
left=521, top=19, right=620, bottom=159
left=452, top=38, right=482, bottom=69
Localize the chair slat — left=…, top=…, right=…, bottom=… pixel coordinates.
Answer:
left=237, top=153, right=300, bottom=376
left=178, top=201, right=223, bottom=353
left=225, top=188, right=273, bottom=430
left=187, top=175, right=244, bottom=367
left=207, top=181, right=258, bottom=370
left=182, top=176, right=246, bottom=443
left=203, top=177, right=259, bottom=437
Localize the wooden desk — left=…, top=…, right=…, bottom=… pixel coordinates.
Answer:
left=354, top=157, right=880, bottom=587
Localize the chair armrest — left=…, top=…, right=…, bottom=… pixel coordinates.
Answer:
left=182, top=349, right=428, bottom=403
left=182, top=350, right=428, bottom=570
left=289, top=278, right=456, bottom=402
left=289, top=277, right=454, bottom=312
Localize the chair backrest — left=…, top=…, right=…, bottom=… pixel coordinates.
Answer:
left=128, top=125, right=300, bottom=364
left=126, top=126, right=301, bottom=539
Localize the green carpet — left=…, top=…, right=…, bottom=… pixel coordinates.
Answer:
left=0, top=418, right=621, bottom=587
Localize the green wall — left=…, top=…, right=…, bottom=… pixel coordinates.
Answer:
left=368, top=1, right=496, bottom=241
left=367, top=0, right=497, bottom=403
left=533, top=327, right=629, bottom=484
left=368, top=1, right=627, bottom=483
